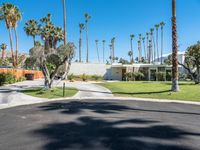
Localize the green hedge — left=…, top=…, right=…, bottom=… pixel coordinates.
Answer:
left=0, top=73, right=26, bottom=86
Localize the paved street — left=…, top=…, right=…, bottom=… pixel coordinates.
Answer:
left=0, top=99, right=200, bottom=150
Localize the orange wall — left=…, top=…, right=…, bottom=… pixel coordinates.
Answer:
left=0, top=68, right=44, bottom=79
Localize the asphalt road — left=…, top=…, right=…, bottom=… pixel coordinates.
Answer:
left=0, top=99, right=200, bottom=150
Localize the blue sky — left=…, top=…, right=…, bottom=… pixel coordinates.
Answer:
left=0, top=0, right=200, bottom=62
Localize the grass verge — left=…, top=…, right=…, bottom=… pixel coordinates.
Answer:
left=22, top=87, right=78, bottom=99
left=99, top=81, right=200, bottom=102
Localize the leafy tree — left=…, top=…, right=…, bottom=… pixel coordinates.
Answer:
left=30, top=43, right=75, bottom=89
left=179, top=42, right=200, bottom=84
left=27, top=14, right=75, bottom=88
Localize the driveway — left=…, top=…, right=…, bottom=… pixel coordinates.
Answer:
left=0, top=99, right=199, bottom=150
left=0, top=79, right=113, bottom=109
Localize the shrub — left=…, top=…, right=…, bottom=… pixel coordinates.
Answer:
left=91, top=75, right=103, bottom=81
left=134, top=72, right=145, bottom=81
left=80, top=74, right=88, bottom=81
left=156, top=72, right=166, bottom=81
left=0, top=73, right=17, bottom=86
left=67, top=74, right=75, bottom=82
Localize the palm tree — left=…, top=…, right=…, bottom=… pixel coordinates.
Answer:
left=102, top=40, right=106, bottom=63
left=130, top=34, right=135, bottom=63
left=138, top=40, right=141, bottom=63
left=155, top=24, right=160, bottom=62
left=142, top=37, right=146, bottom=61
left=150, top=28, right=154, bottom=63
left=0, top=43, right=7, bottom=60
left=109, top=44, right=113, bottom=64
left=24, top=20, right=41, bottom=46
left=95, top=40, right=100, bottom=63
left=160, top=22, right=165, bottom=64
left=85, top=13, right=91, bottom=63
left=139, top=34, right=142, bottom=58
left=128, top=51, right=133, bottom=63
left=79, top=23, right=84, bottom=62
left=62, top=0, right=67, bottom=45
left=171, top=0, right=180, bottom=92
left=12, top=6, right=22, bottom=67
left=111, top=37, right=115, bottom=63
left=146, top=32, right=149, bottom=62
left=0, top=3, right=17, bottom=67
left=53, top=26, right=64, bottom=49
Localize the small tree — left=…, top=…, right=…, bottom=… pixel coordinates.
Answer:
left=30, top=43, right=75, bottom=89
left=179, top=42, right=200, bottom=84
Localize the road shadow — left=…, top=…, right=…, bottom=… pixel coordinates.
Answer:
left=31, top=101, right=200, bottom=150
left=31, top=116, right=199, bottom=150
left=39, top=101, right=200, bottom=116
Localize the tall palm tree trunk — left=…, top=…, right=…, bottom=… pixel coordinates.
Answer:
left=96, top=41, right=100, bottom=63
left=86, top=23, right=89, bottom=63
left=8, top=28, right=15, bottom=67
left=171, top=0, right=180, bottom=92
left=156, top=30, right=159, bottom=62
left=103, top=42, right=105, bottom=63
left=112, top=43, right=115, bottom=63
left=63, top=0, right=67, bottom=45
left=33, top=36, right=36, bottom=46
left=79, top=30, right=82, bottom=62
left=153, top=36, right=156, bottom=63
left=14, top=28, right=19, bottom=67
left=130, top=39, right=134, bottom=63
left=2, top=49, right=5, bottom=60
left=161, top=28, right=164, bottom=64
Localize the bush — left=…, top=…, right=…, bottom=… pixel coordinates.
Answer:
left=124, top=72, right=144, bottom=81
left=134, top=72, right=145, bottom=81
left=91, top=75, right=103, bottom=81
left=80, top=74, right=88, bottom=81
left=0, top=73, right=17, bottom=86
left=156, top=72, right=166, bottom=81
left=67, top=74, right=75, bottom=82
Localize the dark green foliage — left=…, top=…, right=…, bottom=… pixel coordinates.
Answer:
left=125, top=72, right=145, bottom=81
left=0, top=73, right=16, bottom=86
left=156, top=72, right=166, bottom=81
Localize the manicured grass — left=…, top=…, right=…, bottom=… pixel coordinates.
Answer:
left=22, top=87, right=78, bottom=99
left=99, top=81, right=200, bottom=102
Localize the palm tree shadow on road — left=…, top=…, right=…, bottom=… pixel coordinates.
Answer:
left=30, top=101, right=200, bottom=150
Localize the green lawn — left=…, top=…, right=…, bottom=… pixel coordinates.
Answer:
left=99, top=82, right=200, bottom=102
left=22, top=87, right=78, bottom=99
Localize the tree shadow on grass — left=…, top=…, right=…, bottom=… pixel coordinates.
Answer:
left=113, top=90, right=171, bottom=95
left=31, top=115, right=200, bottom=150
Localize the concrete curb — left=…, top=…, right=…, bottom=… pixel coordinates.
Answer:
left=1, top=96, right=200, bottom=110
left=50, top=96, right=200, bottom=106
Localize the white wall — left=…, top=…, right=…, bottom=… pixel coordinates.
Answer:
left=69, top=63, right=111, bottom=79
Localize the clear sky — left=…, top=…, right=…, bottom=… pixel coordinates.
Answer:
left=0, top=0, right=200, bottom=62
